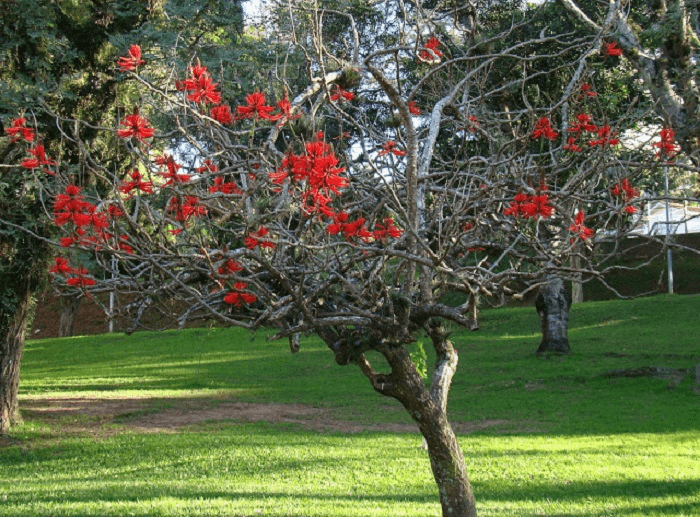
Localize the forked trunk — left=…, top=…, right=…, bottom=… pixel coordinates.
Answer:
left=535, top=275, right=572, bottom=355
left=349, top=327, right=478, bottom=517
left=0, top=287, right=32, bottom=434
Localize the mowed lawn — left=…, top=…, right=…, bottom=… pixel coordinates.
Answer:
left=2, top=295, right=699, bottom=516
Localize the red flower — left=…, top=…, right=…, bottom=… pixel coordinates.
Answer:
left=223, top=283, right=257, bottom=306
left=119, top=169, right=153, bottom=196
left=464, top=115, right=480, bottom=133
left=117, top=110, right=154, bottom=141
left=53, top=185, right=91, bottom=227
left=21, top=144, right=56, bottom=174
left=272, top=94, right=301, bottom=126
left=611, top=178, right=639, bottom=214
left=235, top=91, right=277, bottom=121
left=580, top=84, right=597, bottom=97
left=530, top=194, right=554, bottom=218
left=195, top=159, right=219, bottom=174
left=569, top=210, right=594, bottom=243
left=378, top=140, right=407, bottom=157
left=218, top=259, right=243, bottom=276
left=210, top=105, right=232, bottom=124
left=49, top=257, right=73, bottom=275
left=563, top=137, right=583, bottom=152
left=187, top=74, right=222, bottom=105
left=244, top=226, right=275, bottom=249
left=117, top=44, right=145, bottom=72
left=408, top=101, right=421, bottom=116
left=532, top=117, right=558, bottom=140
left=107, top=203, right=125, bottom=219
left=588, top=125, right=619, bottom=147
left=209, top=176, right=242, bottom=195
left=504, top=192, right=552, bottom=219
left=652, top=127, right=679, bottom=160
left=155, top=155, right=190, bottom=186
left=330, top=85, right=355, bottom=103
left=568, top=113, right=597, bottom=134
left=5, top=117, right=34, bottom=143
left=420, top=36, right=443, bottom=62
left=167, top=196, right=206, bottom=222
left=373, top=217, right=403, bottom=240
left=275, top=138, right=348, bottom=217
left=604, top=42, right=623, bottom=57
left=65, top=267, right=96, bottom=287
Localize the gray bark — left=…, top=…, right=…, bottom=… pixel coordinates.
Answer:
left=58, top=293, right=82, bottom=338
left=535, top=276, right=572, bottom=355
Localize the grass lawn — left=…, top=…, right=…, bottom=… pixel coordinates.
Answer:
left=2, top=294, right=699, bottom=516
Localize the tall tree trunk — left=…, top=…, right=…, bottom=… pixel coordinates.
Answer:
left=0, top=286, right=32, bottom=434
left=535, top=275, right=572, bottom=355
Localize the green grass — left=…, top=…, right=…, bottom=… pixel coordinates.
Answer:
left=3, top=295, right=700, bottom=516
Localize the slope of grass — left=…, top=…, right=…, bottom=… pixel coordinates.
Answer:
left=3, top=294, right=700, bottom=516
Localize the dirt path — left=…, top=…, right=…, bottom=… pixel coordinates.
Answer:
left=20, top=397, right=514, bottom=435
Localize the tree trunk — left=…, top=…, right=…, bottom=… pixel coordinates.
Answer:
left=535, top=275, right=572, bottom=355
left=0, top=287, right=32, bottom=434
left=466, top=292, right=480, bottom=330
left=570, top=254, right=583, bottom=304
left=350, top=330, right=477, bottom=517
left=58, top=292, right=82, bottom=338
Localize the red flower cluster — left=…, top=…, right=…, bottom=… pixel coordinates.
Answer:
left=652, top=127, right=679, bottom=160
left=589, top=125, right=619, bottom=147
left=21, top=144, right=56, bottom=174
left=420, top=36, right=443, bottom=62
left=503, top=192, right=554, bottom=219
left=117, top=110, right=154, bottom=141
left=604, top=42, right=623, bottom=57
left=48, top=257, right=73, bottom=275
left=326, top=213, right=403, bottom=242
left=235, top=91, right=277, bottom=121
left=119, top=169, right=153, bottom=196
left=217, top=259, right=243, bottom=276
left=580, top=84, right=597, bottom=97
left=372, top=217, right=403, bottom=240
left=53, top=185, right=107, bottom=230
left=272, top=93, right=302, bottom=126
left=330, top=85, right=355, bottom=103
left=532, top=117, right=558, bottom=140
left=210, top=105, right=233, bottom=124
left=568, top=113, right=597, bottom=134
left=155, top=154, right=190, bottom=186
left=611, top=178, right=640, bottom=214
left=196, top=159, right=219, bottom=174
left=244, top=226, right=276, bottom=249
left=209, top=176, right=242, bottom=195
left=569, top=211, right=594, bottom=243
left=409, top=101, right=421, bottom=115
left=223, top=282, right=257, bottom=306
left=117, top=44, right=145, bottom=72
left=270, top=135, right=348, bottom=217
left=378, top=140, right=406, bottom=157
left=177, top=62, right=222, bottom=105
left=5, top=117, right=34, bottom=143
left=167, top=196, right=207, bottom=222
left=326, top=212, right=372, bottom=241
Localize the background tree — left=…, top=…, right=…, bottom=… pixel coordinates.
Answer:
left=0, top=0, right=246, bottom=433
left=7, top=1, right=700, bottom=515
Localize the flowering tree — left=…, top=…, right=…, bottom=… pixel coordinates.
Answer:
left=8, top=1, right=700, bottom=515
